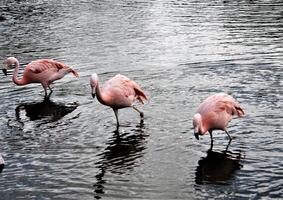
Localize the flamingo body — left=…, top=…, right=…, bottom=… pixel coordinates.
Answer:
left=90, top=73, right=148, bottom=127
left=2, top=57, right=79, bottom=97
left=193, top=93, right=244, bottom=141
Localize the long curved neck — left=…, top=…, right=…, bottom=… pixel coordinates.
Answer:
left=95, top=80, right=108, bottom=106
left=200, top=117, right=209, bottom=134
left=197, top=114, right=208, bottom=135
left=200, top=123, right=207, bottom=135
left=12, top=60, right=26, bottom=85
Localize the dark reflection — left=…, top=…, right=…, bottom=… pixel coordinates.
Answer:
left=94, top=122, right=148, bottom=199
left=0, top=15, right=6, bottom=21
left=0, top=155, right=4, bottom=173
left=195, top=142, right=243, bottom=185
left=15, top=98, right=78, bottom=122
left=0, top=165, right=4, bottom=173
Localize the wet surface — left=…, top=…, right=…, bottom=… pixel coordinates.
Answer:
left=0, top=0, right=282, bottom=199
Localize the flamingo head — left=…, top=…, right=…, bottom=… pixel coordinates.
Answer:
left=193, top=113, right=202, bottom=140
left=2, top=57, right=19, bottom=76
left=90, top=73, right=98, bottom=98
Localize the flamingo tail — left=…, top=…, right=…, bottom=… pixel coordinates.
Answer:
left=235, top=106, right=245, bottom=117
left=134, top=88, right=148, bottom=104
left=53, top=61, right=79, bottom=77
left=71, top=69, right=79, bottom=77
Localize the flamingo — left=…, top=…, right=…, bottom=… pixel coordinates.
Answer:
left=193, top=93, right=245, bottom=143
left=90, top=73, right=148, bottom=127
left=0, top=154, right=4, bottom=173
left=2, top=57, right=79, bottom=98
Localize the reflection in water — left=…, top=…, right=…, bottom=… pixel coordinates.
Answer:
left=0, top=0, right=282, bottom=198
left=15, top=98, right=78, bottom=122
left=0, top=164, right=4, bottom=173
left=195, top=143, right=243, bottom=185
left=0, top=15, right=6, bottom=21
left=94, top=122, right=148, bottom=199
left=0, top=154, right=4, bottom=173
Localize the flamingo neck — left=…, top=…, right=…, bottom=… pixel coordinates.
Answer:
left=95, top=81, right=108, bottom=106
left=197, top=114, right=207, bottom=135
left=200, top=118, right=209, bottom=135
left=12, top=60, right=26, bottom=86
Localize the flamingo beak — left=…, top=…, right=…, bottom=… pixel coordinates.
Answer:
left=194, top=133, right=199, bottom=140
left=2, top=68, right=7, bottom=76
left=91, top=87, right=96, bottom=98
left=194, top=127, right=199, bottom=140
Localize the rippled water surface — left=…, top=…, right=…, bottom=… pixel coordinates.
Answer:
left=0, top=0, right=282, bottom=199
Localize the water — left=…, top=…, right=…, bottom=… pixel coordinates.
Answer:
left=0, top=0, right=282, bottom=199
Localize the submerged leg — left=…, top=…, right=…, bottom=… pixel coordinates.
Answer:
left=113, top=109, right=119, bottom=128
left=43, top=87, right=48, bottom=98
left=225, top=130, right=232, bottom=141
left=46, top=85, right=53, bottom=98
left=43, top=83, right=52, bottom=99
left=132, top=106, right=144, bottom=120
left=225, top=139, right=232, bottom=152
left=209, top=130, right=213, bottom=150
left=48, top=85, right=53, bottom=95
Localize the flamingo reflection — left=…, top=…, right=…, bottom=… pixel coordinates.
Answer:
left=195, top=141, right=244, bottom=185
left=15, top=98, right=78, bottom=123
left=94, top=122, right=148, bottom=199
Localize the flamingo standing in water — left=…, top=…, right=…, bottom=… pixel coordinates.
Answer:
left=193, top=93, right=244, bottom=143
left=90, top=73, right=148, bottom=127
left=2, top=57, right=79, bottom=98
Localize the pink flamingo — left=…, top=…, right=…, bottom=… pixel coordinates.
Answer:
left=90, top=73, right=148, bottom=127
left=2, top=57, right=79, bottom=98
left=193, top=93, right=245, bottom=142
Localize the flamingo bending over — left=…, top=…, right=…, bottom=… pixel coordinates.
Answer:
left=193, top=93, right=244, bottom=143
left=90, top=73, right=148, bottom=127
left=2, top=57, right=79, bottom=98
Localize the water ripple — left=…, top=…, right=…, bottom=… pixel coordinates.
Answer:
left=0, top=0, right=282, bottom=199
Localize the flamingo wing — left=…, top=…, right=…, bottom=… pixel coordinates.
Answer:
left=27, top=59, right=79, bottom=77
left=104, top=74, right=148, bottom=104
left=215, top=100, right=244, bottom=117
left=129, top=79, right=148, bottom=104
left=198, top=93, right=244, bottom=117
left=116, top=74, right=148, bottom=103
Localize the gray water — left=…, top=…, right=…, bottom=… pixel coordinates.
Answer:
left=0, top=0, right=282, bottom=199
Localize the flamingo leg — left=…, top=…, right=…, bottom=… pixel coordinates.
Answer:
left=113, top=109, right=119, bottom=128
left=209, top=130, right=213, bottom=149
left=225, top=130, right=232, bottom=141
left=132, top=106, right=144, bottom=119
left=225, top=139, right=232, bottom=152
left=48, top=85, right=53, bottom=95
left=45, top=85, right=53, bottom=98
left=43, top=87, right=48, bottom=98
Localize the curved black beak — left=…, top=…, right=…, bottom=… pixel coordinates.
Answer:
left=2, top=68, right=7, bottom=76
left=92, top=93, right=96, bottom=98
left=194, top=133, right=199, bottom=140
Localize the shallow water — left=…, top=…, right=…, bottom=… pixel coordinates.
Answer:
left=0, top=0, right=282, bottom=199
